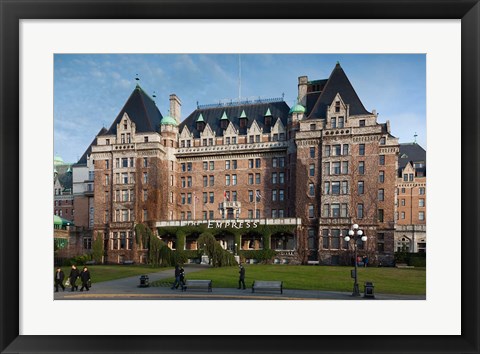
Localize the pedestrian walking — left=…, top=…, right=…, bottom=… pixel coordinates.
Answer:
left=179, top=267, right=186, bottom=290
left=238, top=264, right=246, bottom=290
left=171, top=265, right=181, bottom=290
left=68, top=265, right=80, bottom=292
left=79, top=266, right=91, bottom=291
left=363, top=256, right=369, bottom=268
left=54, top=267, right=65, bottom=292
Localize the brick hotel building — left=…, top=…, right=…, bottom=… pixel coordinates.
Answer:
left=71, top=63, right=406, bottom=265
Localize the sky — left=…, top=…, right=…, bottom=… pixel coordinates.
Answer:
left=54, top=54, right=426, bottom=163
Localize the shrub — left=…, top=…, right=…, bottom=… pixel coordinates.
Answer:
left=239, top=250, right=277, bottom=264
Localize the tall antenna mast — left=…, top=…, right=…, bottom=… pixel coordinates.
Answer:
left=238, top=54, right=242, bottom=100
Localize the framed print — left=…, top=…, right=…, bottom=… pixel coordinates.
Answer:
left=1, top=0, right=479, bottom=353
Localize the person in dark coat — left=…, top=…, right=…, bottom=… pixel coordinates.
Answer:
left=171, top=265, right=181, bottom=290
left=79, top=266, right=91, bottom=291
left=178, top=267, right=186, bottom=290
left=54, top=267, right=65, bottom=292
left=238, top=264, right=246, bottom=290
left=68, top=265, right=80, bottom=292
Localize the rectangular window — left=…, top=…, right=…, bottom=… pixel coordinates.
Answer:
left=255, top=173, right=260, bottom=184
left=248, top=190, right=254, bottom=202
left=203, top=176, right=208, bottom=187
left=272, top=158, right=278, bottom=168
left=279, top=209, right=285, bottom=218
left=181, top=140, right=185, bottom=148
left=105, top=160, right=110, bottom=169
left=273, top=134, right=278, bottom=141
left=272, top=173, right=277, bottom=184
left=203, top=192, right=208, bottom=204
left=122, top=189, right=129, bottom=202
left=333, top=145, right=341, bottom=156
left=187, top=193, right=192, bottom=204
left=249, top=135, right=254, bottom=143
left=209, top=211, right=214, bottom=219
left=122, top=158, right=128, bottom=168
left=358, top=181, right=364, bottom=195
left=401, top=211, right=405, bottom=219
left=115, top=159, right=120, bottom=168
left=310, top=147, right=315, bottom=158
left=357, top=204, right=364, bottom=219
left=379, top=155, right=385, bottom=165
left=378, top=189, right=384, bottom=201
left=256, top=190, right=261, bottom=202
left=279, top=157, right=285, bottom=168
left=359, top=119, right=365, bottom=127
left=225, top=160, right=231, bottom=170
left=232, top=137, right=237, bottom=144
left=325, top=145, right=331, bottom=157
left=419, top=187, right=425, bottom=195
left=310, top=123, right=316, bottom=131
left=209, top=192, right=214, bottom=203
left=255, top=135, right=260, bottom=143
left=232, top=160, right=237, bottom=169
left=225, top=175, right=231, bottom=186
left=404, top=174, right=408, bottom=181
left=130, top=157, right=134, bottom=167
left=359, top=144, right=365, bottom=156
left=379, top=171, right=385, bottom=183
left=309, top=164, right=315, bottom=176
left=181, top=194, right=186, bottom=204
left=143, top=173, right=148, bottom=184
left=409, top=173, right=414, bottom=181
left=331, top=229, right=340, bottom=249
left=180, top=212, right=185, bottom=220
left=225, top=137, right=230, bottom=145
left=338, top=117, right=344, bottom=128
left=308, top=205, right=314, bottom=218
left=341, top=181, right=348, bottom=194
left=331, top=117, right=337, bottom=128
left=332, top=162, right=341, bottom=174
left=248, top=159, right=254, bottom=168
left=209, top=161, right=214, bottom=170
left=143, top=157, right=148, bottom=168
left=343, top=144, right=349, bottom=155
left=323, top=204, right=330, bottom=217
left=209, top=176, right=214, bottom=187
left=401, top=199, right=405, bottom=206
left=255, top=158, right=261, bottom=168
left=248, top=174, right=254, bottom=185
left=279, top=172, right=285, bottom=184
left=331, top=204, right=340, bottom=217
left=419, top=211, right=425, bottom=221
left=122, top=173, right=128, bottom=184
left=106, top=139, right=110, bottom=145
left=256, top=209, right=260, bottom=218
left=309, top=183, right=315, bottom=196
left=332, top=181, right=340, bottom=195
left=378, top=209, right=384, bottom=222
left=342, top=161, right=348, bottom=174
left=232, top=191, right=237, bottom=201
left=203, top=211, right=208, bottom=220
left=341, top=204, right=348, bottom=218
left=181, top=163, right=186, bottom=172
left=144, top=136, right=149, bottom=143
left=279, top=189, right=285, bottom=201
left=324, top=182, right=330, bottom=195
left=279, top=133, right=285, bottom=141
left=359, top=161, right=365, bottom=175
left=203, top=161, right=208, bottom=170
left=419, top=199, right=425, bottom=207
left=232, top=174, right=237, bottom=185
left=380, top=137, right=386, bottom=145
left=181, top=177, right=186, bottom=188
left=271, top=209, right=277, bottom=218
left=248, top=210, right=253, bottom=218
left=105, top=174, right=110, bottom=185
left=272, top=190, right=277, bottom=201
left=322, top=229, right=329, bottom=249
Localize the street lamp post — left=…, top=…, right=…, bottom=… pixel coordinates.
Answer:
left=234, top=243, right=238, bottom=256
left=344, top=224, right=368, bottom=297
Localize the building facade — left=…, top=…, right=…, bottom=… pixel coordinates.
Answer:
left=395, top=143, right=427, bottom=253
left=77, top=63, right=404, bottom=265
left=54, top=156, right=74, bottom=220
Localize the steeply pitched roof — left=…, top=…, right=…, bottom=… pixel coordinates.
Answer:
left=54, top=163, right=73, bottom=191
left=398, top=143, right=426, bottom=176
left=75, top=127, right=108, bottom=165
left=105, top=84, right=163, bottom=135
left=307, top=63, right=371, bottom=119
left=179, top=100, right=290, bottom=138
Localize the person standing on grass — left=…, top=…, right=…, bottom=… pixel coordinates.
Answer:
left=238, top=264, right=246, bottom=290
left=171, top=265, right=181, bottom=290
left=54, top=267, right=65, bottom=292
left=79, top=266, right=91, bottom=291
left=68, top=264, right=80, bottom=291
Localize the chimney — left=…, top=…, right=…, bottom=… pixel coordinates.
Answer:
left=169, top=94, right=182, bottom=124
left=297, top=76, right=308, bottom=107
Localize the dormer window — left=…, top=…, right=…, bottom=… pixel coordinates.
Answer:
left=197, top=121, right=205, bottom=132
left=331, top=117, right=337, bottom=129
left=335, top=101, right=340, bottom=112
left=265, top=116, right=271, bottom=127
left=124, top=120, right=128, bottom=130
left=359, top=119, right=366, bottom=127
left=239, top=110, right=248, bottom=129
left=220, top=111, right=229, bottom=129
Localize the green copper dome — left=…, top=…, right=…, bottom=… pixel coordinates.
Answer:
left=289, top=104, right=305, bottom=114
left=161, top=115, right=178, bottom=126
left=54, top=155, right=64, bottom=166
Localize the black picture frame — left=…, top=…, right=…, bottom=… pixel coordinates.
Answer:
left=1, top=1, right=478, bottom=353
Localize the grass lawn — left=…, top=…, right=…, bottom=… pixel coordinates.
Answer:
left=56, top=265, right=171, bottom=284
left=155, top=265, right=426, bottom=295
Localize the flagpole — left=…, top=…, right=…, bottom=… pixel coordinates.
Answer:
left=254, top=191, right=257, bottom=219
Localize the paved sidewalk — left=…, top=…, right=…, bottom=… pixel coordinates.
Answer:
left=54, top=265, right=426, bottom=301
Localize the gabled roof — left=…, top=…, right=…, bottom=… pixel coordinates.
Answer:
left=398, top=142, right=426, bottom=176
left=307, top=63, right=371, bottom=119
left=75, top=127, right=108, bottom=165
left=179, top=100, right=290, bottom=138
left=105, top=84, right=163, bottom=135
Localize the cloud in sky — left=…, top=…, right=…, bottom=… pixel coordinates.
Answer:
left=54, top=54, right=426, bottom=163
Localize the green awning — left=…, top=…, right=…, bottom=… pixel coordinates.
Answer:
left=54, top=215, right=74, bottom=226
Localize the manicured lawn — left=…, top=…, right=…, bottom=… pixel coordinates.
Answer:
left=156, top=265, right=426, bottom=295
left=56, top=265, right=171, bottom=284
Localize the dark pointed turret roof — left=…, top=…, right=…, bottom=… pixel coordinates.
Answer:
left=308, top=63, right=371, bottom=119
left=75, top=127, right=108, bottom=165
left=180, top=100, right=290, bottom=138
left=105, top=84, right=163, bottom=135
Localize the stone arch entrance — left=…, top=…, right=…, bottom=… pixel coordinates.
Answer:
left=241, top=231, right=263, bottom=250
left=214, top=230, right=236, bottom=252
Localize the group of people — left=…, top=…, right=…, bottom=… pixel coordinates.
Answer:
left=55, top=265, right=91, bottom=292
